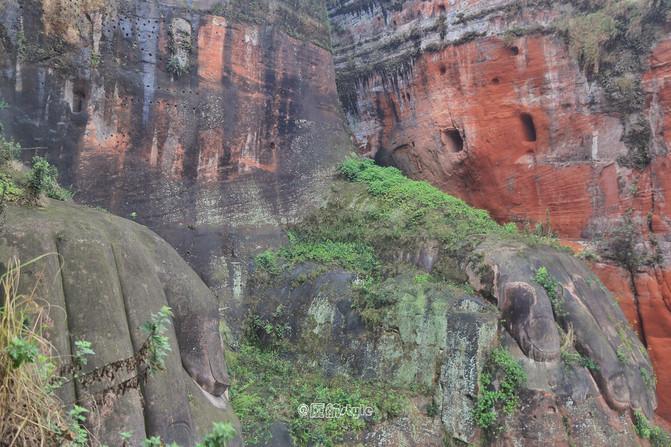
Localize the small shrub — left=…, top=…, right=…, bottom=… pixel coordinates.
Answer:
left=197, top=422, right=237, bottom=447
left=166, top=55, right=189, bottom=78
left=414, top=273, right=431, bottom=284
left=534, top=266, right=567, bottom=318
left=255, top=250, right=280, bottom=276
left=560, top=350, right=599, bottom=371
left=618, top=118, right=652, bottom=169
left=640, top=366, right=656, bottom=390
left=7, top=336, right=39, bottom=368
left=472, top=347, right=527, bottom=432
left=634, top=409, right=671, bottom=447
left=27, top=156, right=72, bottom=201
left=0, top=133, right=21, bottom=166
left=599, top=212, right=643, bottom=270
left=563, top=11, right=617, bottom=74
left=65, top=405, right=89, bottom=446
left=143, top=436, right=162, bottom=447
left=141, top=306, right=173, bottom=372
left=244, top=311, right=291, bottom=348
left=90, top=52, right=101, bottom=68
left=73, top=339, right=95, bottom=367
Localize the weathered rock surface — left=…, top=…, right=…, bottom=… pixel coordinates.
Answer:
left=0, top=200, right=240, bottom=446
left=247, top=248, right=650, bottom=446
left=242, top=179, right=655, bottom=446
left=328, top=0, right=671, bottom=421
left=0, top=0, right=350, bottom=307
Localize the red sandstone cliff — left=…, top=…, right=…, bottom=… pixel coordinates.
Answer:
left=0, top=0, right=350, bottom=304
left=328, top=0, right=671, bottom=423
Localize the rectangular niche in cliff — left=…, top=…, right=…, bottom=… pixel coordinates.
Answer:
left=441, top=128, right=464, bottom=153
left=71, top=80, right=89, bottom=114
left=520, top=112, right=537, bottom=142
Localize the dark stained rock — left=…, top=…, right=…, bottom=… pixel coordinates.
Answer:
left=266, top=421, right=294, bottom=447
left=0, top=0, right=350, bottom=313
left=0, top=200, right=240, bottom=446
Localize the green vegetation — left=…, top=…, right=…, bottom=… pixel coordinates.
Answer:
left=0, top=256, right=181, bottom=445
left=243, top=305, right=292, bottom=348
left=256, top=239, right=378, bottom=279
left=614, top=322, right=635, bottom=364
left=141, top=306, right=173, bottom=373
left=73, top=339, right=95, bottom=367
left=619, top=117, right=653, bottom=169
left=28, top=156, right=73, bottom=201
left=117, top=422, right=236, bottom=447
left=197, top=422, right=238, bottom=447
left=90, top=52, right=101, bottom=68
left=559, top=325, right=599, bottom=371
left=0, top=118, right=72, bottom=206
left=255, top=156, right=558, bottom=329
left=640, top=366, right=656, bottom=390
left=1, top=257, right=69, bottom=445
left=0, top=132, right=20, bottom=165
left=534, top=266, right=567, bottom=318
left=633, top=409, right=671, bottom=447
left=472, top=347, right=527, bottom=433
left=557, top=0, right=671, bottom=168
left=166, top=55, right=190, bottom=78
left=227, top=342, right=407, bottom=446
left=599, top=211, right=646, bottom=270
left=561, top=11, right=616, bottom=74
left=561, top=349, right=599, bottom=370
left=65, top=405, right=90, bottom=446
left=558, top=0, right=668, bottom=76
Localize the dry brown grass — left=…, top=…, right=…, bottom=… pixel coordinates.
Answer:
left=0, top=256, right=67, bottom=446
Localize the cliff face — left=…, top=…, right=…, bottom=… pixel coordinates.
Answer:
left=328, top=0, right=671, bottom=422
left=0, top=0, right=350, bottom=302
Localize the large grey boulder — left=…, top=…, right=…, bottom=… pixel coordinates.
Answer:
left=0, top=200, right=241, bottom=446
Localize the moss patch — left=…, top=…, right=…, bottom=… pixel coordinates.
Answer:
left=226, top=343, right=408, bottom=446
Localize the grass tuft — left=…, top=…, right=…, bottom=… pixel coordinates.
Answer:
left=0, top=257, right=70, bottom=445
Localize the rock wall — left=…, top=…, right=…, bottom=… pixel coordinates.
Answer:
left=0, top=0, right=350, bottom=302
left=328, top=0, right=671, bottom=422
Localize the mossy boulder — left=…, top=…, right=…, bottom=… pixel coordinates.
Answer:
left=231, top=158, right=657, bottom=446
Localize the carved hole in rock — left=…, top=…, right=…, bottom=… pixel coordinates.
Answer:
left=439, top=64, right=447, bottom=75
left=510, top=45, right=519, bottom=55
left=520, top=113, right=537, bottom=142
left=492, top=77, right=500, bottom=84
left=441, top=128, right=464, bottom=153
left=73, top=86, right=87, bottom=113
left=438, top=5, right=446, bottom=12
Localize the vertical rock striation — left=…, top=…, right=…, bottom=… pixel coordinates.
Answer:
left=0, top=0, right=350, bottom=303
